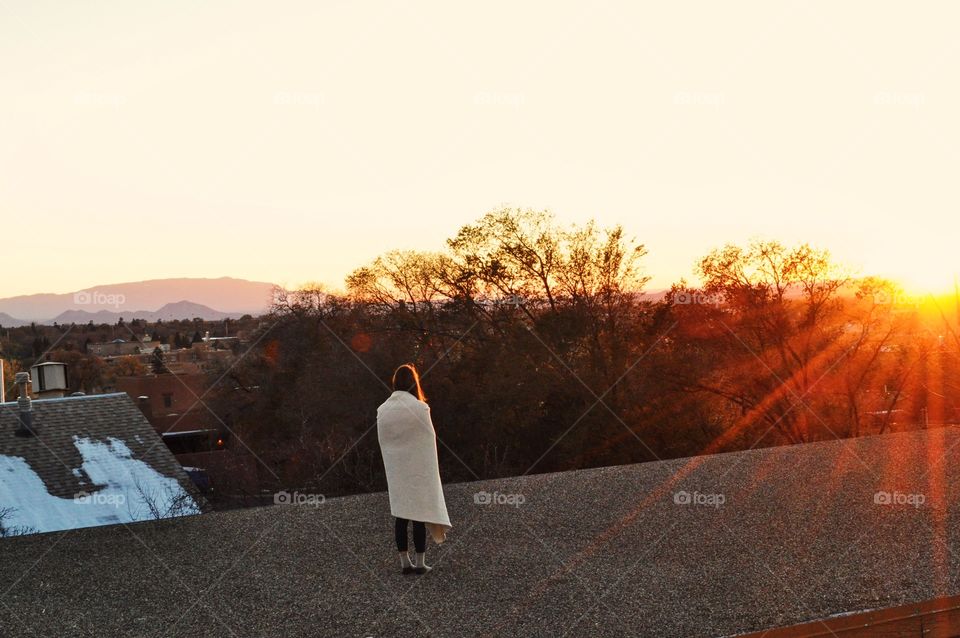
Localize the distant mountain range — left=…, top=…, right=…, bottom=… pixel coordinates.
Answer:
left=0, top=277, right=276, bottom=326
left=0, top=312, right=25, bottom=327
left=51, top=301, right=241, bottom=325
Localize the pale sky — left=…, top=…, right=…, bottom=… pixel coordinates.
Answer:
left=1, top=1, right=958, bottom=298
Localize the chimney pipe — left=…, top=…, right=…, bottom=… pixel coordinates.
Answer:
left=15, top=372, right=34, bottom=437
left=137, top=395, right=154, bottom=423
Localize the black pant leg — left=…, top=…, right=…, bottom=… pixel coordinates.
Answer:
left=395, top=517, right=409, bottom=552
left=412, top=521, right=426, bottom=553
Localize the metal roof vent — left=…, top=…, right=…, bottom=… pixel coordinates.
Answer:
left=15, top=372, right=35, bottom=437
left=31, top=361, right=69, bottom=399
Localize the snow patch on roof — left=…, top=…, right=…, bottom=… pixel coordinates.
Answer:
left=0, top=436, right=199, bottom=536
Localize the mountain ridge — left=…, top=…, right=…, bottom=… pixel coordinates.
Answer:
left=0, top=277, right=276, bottom=323
left=52, top=301, right=242, bottom=325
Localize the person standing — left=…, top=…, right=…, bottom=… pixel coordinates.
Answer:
left=377, top=363, right=452, bottom=574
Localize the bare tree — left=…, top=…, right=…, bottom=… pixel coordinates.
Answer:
left=128, top=478, right=199, bottom=521
left=672, top=240, right=853, bottom=444
left=0, top=506, right=36, bottom=538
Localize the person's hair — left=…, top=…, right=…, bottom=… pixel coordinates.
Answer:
left=392, top=363, right=427, bottom=402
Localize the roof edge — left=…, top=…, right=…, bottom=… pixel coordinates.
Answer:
left=0, top=392, right=129, bottom=406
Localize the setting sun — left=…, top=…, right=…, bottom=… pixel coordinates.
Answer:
left=894, top=270, right=957, bottom=297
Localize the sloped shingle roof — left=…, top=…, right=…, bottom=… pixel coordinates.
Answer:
left=0, top=393, right=202, bottom=534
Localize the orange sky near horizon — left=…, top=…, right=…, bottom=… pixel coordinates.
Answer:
left=1, top=1, right=958, bottom=298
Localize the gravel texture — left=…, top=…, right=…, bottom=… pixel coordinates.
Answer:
left=1, top=427, right=959, bottom=637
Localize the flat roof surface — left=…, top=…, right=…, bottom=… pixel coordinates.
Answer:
left=1, top=427, right=958, bottom=637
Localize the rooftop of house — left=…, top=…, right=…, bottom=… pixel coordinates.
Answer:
left=1, top=426, right=958, bottom=637
left=0, top=392, right=203, bottom=535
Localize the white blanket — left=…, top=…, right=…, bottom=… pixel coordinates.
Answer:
left=377, top=390, right=451, bottom=544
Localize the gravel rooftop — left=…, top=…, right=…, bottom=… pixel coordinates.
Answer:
left=2, top=427, right=959, bottom=637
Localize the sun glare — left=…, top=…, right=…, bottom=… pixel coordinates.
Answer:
left=894, top=270, right=958, bottom=297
